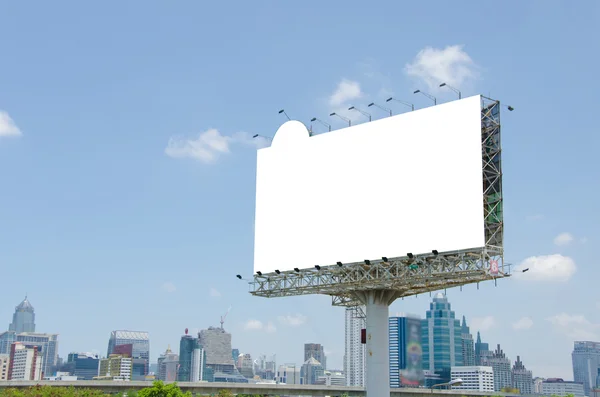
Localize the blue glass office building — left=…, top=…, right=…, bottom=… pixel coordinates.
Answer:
left=389, top=316, right=424, bottom=388
left=421, top=293, right=463, bottom=384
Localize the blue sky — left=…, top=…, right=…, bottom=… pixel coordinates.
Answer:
left=1, top=0, right=599, bottom=379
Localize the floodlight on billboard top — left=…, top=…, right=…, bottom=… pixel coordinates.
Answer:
left=253, top=95, right=485, bottom=274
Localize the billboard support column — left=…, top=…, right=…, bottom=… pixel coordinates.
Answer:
left=354, top=290, right=400, bottom=397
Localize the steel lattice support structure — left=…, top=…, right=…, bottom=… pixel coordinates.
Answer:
left=248, top=96, right=508, bottom=397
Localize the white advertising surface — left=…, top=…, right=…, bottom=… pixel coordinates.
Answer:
left=254, top=95, right=484, bottom=274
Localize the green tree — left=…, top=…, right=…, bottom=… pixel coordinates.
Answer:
left=136, top=381, right=191, bottom=397
left=0, top=385, right=109, bottom=397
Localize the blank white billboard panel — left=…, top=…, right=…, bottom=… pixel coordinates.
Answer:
left=254, top=95, right=484, bottom=274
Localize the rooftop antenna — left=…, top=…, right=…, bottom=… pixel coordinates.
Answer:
left=220, top=306, right=232, bottom=330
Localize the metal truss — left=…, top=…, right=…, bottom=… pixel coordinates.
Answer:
left=481, top=96, right=504, bottom=251
left=249, top=96, right=507, bottom=307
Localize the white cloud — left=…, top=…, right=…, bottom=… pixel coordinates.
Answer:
left=161, top=282, right=176, bottom=293
left=243, top=319, right=276, bottom=333
left=513, top=254, right=576, bottom=282
left=547, top=313, right=600, bottom=340
left=405, top=45, right=478, bottom=91
left=278, top=314, right=307, bottom=327
left=554, top=232, right=574, bottom=246
left=512, top=317, right=534, bottom=330
left=165, top=128, right=230, bottom=163
left=165, top=129, right=269, bottom=163
left=209, top=287, right=221, bottom=298
left=0, top=111, right=22, bottom=137
left=328, top=79, right=362, bottom=108
left=470, top=316, right=495, bottom=332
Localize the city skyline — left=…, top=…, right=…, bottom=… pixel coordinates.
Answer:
left=0, top=292, right=588, bottom=384
left=1, top=0, right=598, bottom=383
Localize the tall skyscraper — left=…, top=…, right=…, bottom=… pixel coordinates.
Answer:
left=9, top=297, right=35, bottom=334
left=512, top=355, right=533, bottom=394
left=198, top=326, right=237, bottom=375
left=474, top=331, right=491, bottom=365
left=461, top=316, right=475, bottom=366
left=572, top=341, right=600, bottom=397
left=389, top=315, right=424, bottom=388
left=177, top=330, right=211, bottom=382
left=421, top=293, right=463, bottom=383
left=107, top=330, right=150, bottom=361
left=344, top=307, right=365, bottom=387
left=304, top=343, right=326, bottom=370
left=481, top=344, right=512, bottom=392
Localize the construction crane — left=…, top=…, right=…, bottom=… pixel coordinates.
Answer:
left=220, top=306, right=232, bottom=330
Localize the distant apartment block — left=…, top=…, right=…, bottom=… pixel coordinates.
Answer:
left=344, top=307, right=365, bottom=387
left=276, top=364, right=301, bottom=384
left=315, top=370, right=345, bottom=386
left=451, top=366, right=494, bottom=392
left=0, top=355, right=9, bottom=380
left=96, top=354, right=132, bottom=381
left=541, top=378, right=585, bottom=397
left=8, top=342, right=42, bottom=381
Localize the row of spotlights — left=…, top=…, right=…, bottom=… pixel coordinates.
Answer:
left=253, top=250, right=440, bottom=275
left=240, top=255, right=519, bottom=279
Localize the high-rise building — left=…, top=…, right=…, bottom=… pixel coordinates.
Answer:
left=9, top=297, right=35, bottom=334
left=572, top=341, right=600, bottom=397
left=236, top=353, right=254, bottom=379
left=0, top=332, right=16, bottom=356
left=277, top=364, right=301, bottom=384
left=481, top=344, right=512, bottom=392
left=231, top=349, right=239, bottom=363
left=451, top=366, right=494, bottom=392
left=512, top=356, right=533, bottom=394
left=177, top=330, right=211, bottom=382
left=344, top=307, right=365, bottom=387
left=157, top=346, right=178, bottom=382
left=8, top=342, right=42, bottom=380
left=304, top=343, right=326, bottom=370
left=541, top=378, right=585, bottom=397
left=0, top=354, right=9, bottom=380
left=301, top=357, right=323, bottom=385
left=474, top=331, right=491, bottom=365
left=106, top=330, right=149, bottom=378
left=421, top=293, right=463, bottom=383
left=97, top=354, right=132, bottom=381
left=461, top=316, right=475, bottom=366
left=198, top=327, right=237, bottom=375
left=315, top=370, right=345, bottom=386
left=64, top=352, right=99, bottom=380
left=389, top=315, right=424, bottom=388
left=16, top=333, right=59, bottom=377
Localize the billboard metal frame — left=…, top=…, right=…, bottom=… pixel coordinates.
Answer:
left=249, top=96, right=508, bottom=302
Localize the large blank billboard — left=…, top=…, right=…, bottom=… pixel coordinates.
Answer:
left=254, top=95, right=484, bottom=274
